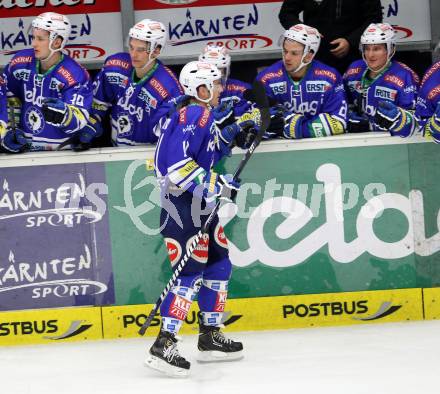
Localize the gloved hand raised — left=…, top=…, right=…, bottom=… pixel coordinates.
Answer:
left=212, top=97, right=235, bottom=127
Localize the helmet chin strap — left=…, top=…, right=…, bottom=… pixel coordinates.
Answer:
left=283, top=41, right=313, bottom=75
left=40, top=38, right=63, bottom=63
left=196, top=88, right=213, bottom=104
left=138, top=44, right=160, bottom=71
left=363, top=46, right=395, bottom=74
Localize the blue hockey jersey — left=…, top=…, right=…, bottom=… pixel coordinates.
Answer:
left=256, top=60, right=347, bottom=138
left=92, top=52, right=183, bottom=146
left=344, top=59, right=419, bottom=134
left=415, top=61, right=440, bottom=142
left=155, top=104, right=223, bottom=193
left=221, top=78, right=251, bottom=118
left=3, top=49, right=92, bottom=151
left=0, top=76, right=7, bottom=132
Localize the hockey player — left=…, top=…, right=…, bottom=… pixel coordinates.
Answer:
left=343, top=23, right=419, bottom=136
left=198, top=44, right=251, bottom=123
left=0, top=77, right=27, bottom=153
left=146, top=61, right=260, bottom=377
left=1, top=12, right=94, bottom=152
left=90, top=19, right=183, bottom=146
left=256, top=23, right=347, bottom=139
left=414, top=61, right=440, bottom=143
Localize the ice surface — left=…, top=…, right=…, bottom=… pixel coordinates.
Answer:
left=2, top=320, right=439, bottom=394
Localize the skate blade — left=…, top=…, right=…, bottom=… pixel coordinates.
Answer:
left=144, top=354, right=190, bottom=378
left=197, top=350, right=243, bottom=363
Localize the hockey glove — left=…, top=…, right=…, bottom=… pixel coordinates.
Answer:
left=205, top=173, right=240, bottom=208
left=166, top=94, right=191, bottom=116
left=235, top=126, right=257, bottom=149
left=42, top=98, right=69, bottom=125
left=422, top=103, right=440, bottom=142
left=267, top=105, right=286, bottom=135
left=282, top=113, right=305, bottom=139
left=212, top=98, right=235, bottom=127
left=71, top=116, right=103, bottom=152
left=347, top=110, right=370, bottom=133
left=0, top=128, right=27, bottom=153
left=374, top=101, right=402, bottom=131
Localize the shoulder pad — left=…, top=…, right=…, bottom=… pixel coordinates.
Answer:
left=9, top=49, right=33, bottom=68
left=421, top=61, right=440, bottom=87
left=395, top=61, right=420, bottom=85
left=103, top=53, right=132, bottom=72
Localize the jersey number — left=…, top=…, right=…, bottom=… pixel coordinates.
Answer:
left=71, top=94, right=84, bottom=107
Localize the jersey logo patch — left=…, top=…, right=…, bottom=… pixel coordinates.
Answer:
left=227, top=83, right=246, bottom=93
left=306, top=81, right=331, bottom=93
left=260, top=69, right=283, bottom=83
left=187, top=233, right=209, bottom=263
left=384, top=74, right=404, bottom=88
left=116, top=114, right=133, bottom=137
left=214, top=223, right=228, bottom=249
left=421, top=62, right=440, bottom=86
left=165, top=238, right=182, bottom=267
left=10, top=56, right=32, bottom=67
left=374, top=86, right=397, bottom=101
left=25, top=107, right=44, bottom=134
left=344, top=67, right=362, bottom=78
left=169, top=295, right=191, bottom=320
left=428, top=85, right=440, bottom=100
left=179, top=107, right=187, bottom=124
left=314, top=69, right=336, bottom=82
left=198, top=108, right=210, bottom=128
left=214, top=291, right=228, bottom=312
left=57, top=66, right=77, bottom=87
left=150, top=78, right=168, bottom=99
left=105, top=58, right=130, bottom=70
left=269, top=81, right=287, bottom=95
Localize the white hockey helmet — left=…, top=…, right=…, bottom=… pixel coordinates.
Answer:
left=31, top=12, right=71, bottom=60
left=360, top=23, right=396, bottom=70
left=179, top=60, right=222, bottom=103
left=198, top=44, right=231, bottom=83
left=280, top=24, right=321, bottom=73
left=281, top=24, right=321, bottom=56
left=129, top=19, right=167, bottom=53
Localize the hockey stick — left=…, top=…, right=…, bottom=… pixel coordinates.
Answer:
left=138, top=80, right=270, bottom=335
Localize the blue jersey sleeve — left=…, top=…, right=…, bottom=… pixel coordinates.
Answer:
left=416, top=62, right=440, bottom=142
left=301, top=74, right=347, bottom=138
left=0, top=76, right=8, bottom=138
left=60, top=66, right=93, bottom=134
left=91, top=53, right=131, bottom=121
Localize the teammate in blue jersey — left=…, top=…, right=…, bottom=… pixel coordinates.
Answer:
left=0, top=77, right=9, bottom=146
left=145, top=61, right=260, bottom=377
left=415, top=61, right=440, bottom=143
left=256, top=23, right=347, bottom=139
left=1, top=12, right=93, bottom=152
left=198, top=44, right=251, bottom=122
left=343, top=23, right=419, bottom=137
left=90, top=19, right=183, bottom=146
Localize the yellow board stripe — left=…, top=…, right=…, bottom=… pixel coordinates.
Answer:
left=0, top=288, right=433, bottom=346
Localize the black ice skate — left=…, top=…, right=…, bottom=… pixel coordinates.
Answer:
left=144, top=330, right=190, bottom=378
left=197, top=323, right=244, bottom=362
